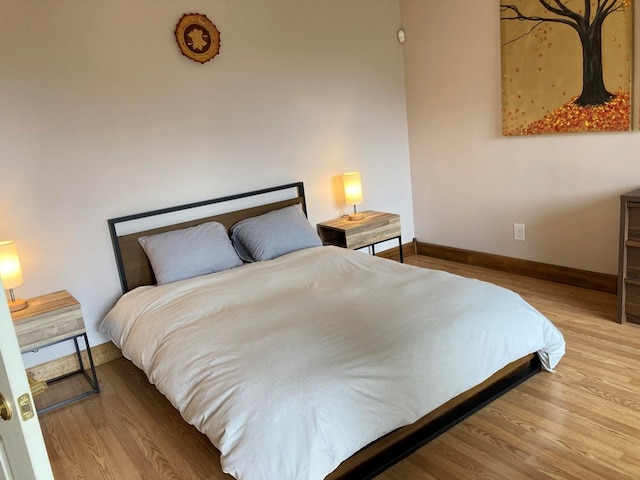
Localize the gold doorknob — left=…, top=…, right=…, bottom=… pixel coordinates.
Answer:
left=0, top=393, right=13, bottom=421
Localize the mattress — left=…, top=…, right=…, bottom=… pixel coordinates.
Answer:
left=100, top=246, right=565, bottom=480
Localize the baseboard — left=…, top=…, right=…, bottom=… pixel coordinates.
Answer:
left=416, top=242, right=617, bottom=294
left=27, top=341, right=122, bottom=382
left=376, top=240, right=417, bottom=261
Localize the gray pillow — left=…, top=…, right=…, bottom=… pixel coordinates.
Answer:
left=138, top=221, right=242, bottom=285
left=231, top=204, right=322, bottom=262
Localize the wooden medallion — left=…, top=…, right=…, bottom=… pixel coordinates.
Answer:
left=175, top=13, right=220, bottom=64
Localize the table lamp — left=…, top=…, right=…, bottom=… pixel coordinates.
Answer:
left=0, top=240, right=28, bottom=312
left=343, top=172, right=364, bottom=221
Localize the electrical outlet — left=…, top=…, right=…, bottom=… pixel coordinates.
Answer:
left=513, top=223, right=525, bottom=241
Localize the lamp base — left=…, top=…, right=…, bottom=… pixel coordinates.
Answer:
left=348, top=213, right=365, bottom=221
left=9, top=298, right=28, bottom=313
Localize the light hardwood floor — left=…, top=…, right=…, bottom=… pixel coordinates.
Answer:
left=37, top=255, right=640, bottom=479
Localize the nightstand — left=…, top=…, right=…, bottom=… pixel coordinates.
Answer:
left=317, top=211, right=403, bottom=262
left=11, top=290, right=99, bottom=413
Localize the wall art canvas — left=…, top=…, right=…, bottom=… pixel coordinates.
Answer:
left=500, top=1, right=632, bottom=136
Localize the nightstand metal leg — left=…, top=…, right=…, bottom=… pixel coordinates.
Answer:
left=81, top=334, right=100, bottom=392
left=72, top=334, right=100, bottom=392
left=39, top=334, right=100, bottom=414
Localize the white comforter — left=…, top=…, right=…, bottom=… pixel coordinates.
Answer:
left=100, top=246, right=565, bottom=480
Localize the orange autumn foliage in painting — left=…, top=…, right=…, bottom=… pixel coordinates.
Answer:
left=500, top=0, right=632, bottom=136
left=503, top=91, right=630, bottom=136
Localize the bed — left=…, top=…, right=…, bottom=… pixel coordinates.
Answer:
left=102, top=182, right=565, bottom=480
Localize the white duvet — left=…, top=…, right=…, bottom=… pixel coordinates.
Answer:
left=100, top=246, right=565, bottom=480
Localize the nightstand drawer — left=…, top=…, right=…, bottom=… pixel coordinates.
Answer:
left=344, top=216, right=401, bottom=250
left=12, top=290, right=85, bottom=352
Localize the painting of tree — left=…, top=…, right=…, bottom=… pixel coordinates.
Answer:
left=500, top=0, right=632, bottom=135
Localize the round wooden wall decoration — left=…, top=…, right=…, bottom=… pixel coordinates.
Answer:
left=175, top=13, right=220, bottom=64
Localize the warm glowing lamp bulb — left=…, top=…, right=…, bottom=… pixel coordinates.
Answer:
left=343, top=172, right=364, bottom=221
left=0, top=241, right=28, bottom=312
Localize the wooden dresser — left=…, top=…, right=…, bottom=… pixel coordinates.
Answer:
left=617, top=188, right=640, bottom=324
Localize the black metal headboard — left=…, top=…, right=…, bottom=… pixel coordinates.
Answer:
left=107, top=182, right=307, bottom=293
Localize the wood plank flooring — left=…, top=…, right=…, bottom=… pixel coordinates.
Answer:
left=37, top=254, right=640, bottom=479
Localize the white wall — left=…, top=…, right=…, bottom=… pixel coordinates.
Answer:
left=401, top=0, right=639, bottom=275
left=0, top=0, right=413, bottom=365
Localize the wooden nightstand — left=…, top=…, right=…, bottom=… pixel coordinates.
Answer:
left=11, top=290, right=99, bottom=413
left=317, top=211, right=403, bottom=262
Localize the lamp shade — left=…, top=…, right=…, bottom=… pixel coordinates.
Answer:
left=343, top=172, right=363, bottom=206
left=0, top=241, right=24, bottom=290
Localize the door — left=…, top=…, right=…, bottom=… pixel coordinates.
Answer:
left=0, top=289, right=53, bottom=480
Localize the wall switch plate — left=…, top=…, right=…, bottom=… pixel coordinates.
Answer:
left=514, top=223, right=525, bottom=241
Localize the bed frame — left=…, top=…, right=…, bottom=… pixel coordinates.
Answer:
left=107, top=181, right=541, bottom=480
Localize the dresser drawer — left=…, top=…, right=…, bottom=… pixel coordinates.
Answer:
left=626, top=246, right=640, bottom=279
left=628, top=202, right=640, bottom=241
left=624, top=283, right=640, bottom=324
